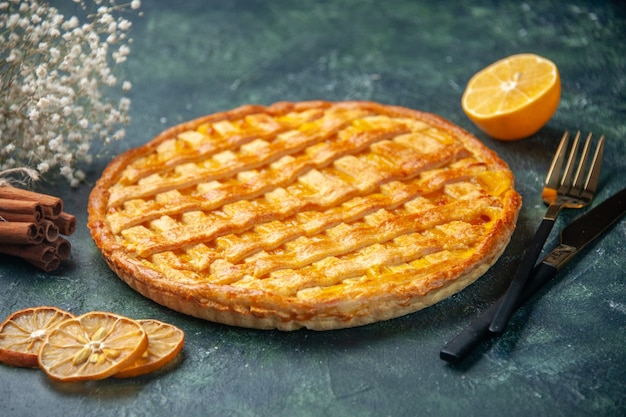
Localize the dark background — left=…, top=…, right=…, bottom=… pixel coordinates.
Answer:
left=1, top=1, right=625, bottom=416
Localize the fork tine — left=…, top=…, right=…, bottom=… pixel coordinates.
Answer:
left=545, top=131, right=570, bottom=189
left=558, top=131, right=582, bottom=192
left=571, top=132, right=594, bottom=194
left=581, top=134, right=605, bottom=201
left=491, top=130, right=605, bottom=335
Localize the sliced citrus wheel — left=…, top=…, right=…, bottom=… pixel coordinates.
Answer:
left=115, top=319, right=185, bottom=378
left=0, top=306, right=75, bottom=368
left=38, top=311, right=148, bottom=382
left=461, top=53, right=561, bottom=140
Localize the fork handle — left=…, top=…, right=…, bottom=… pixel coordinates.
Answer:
left=441, top=261, right=558, bottom=363
left=489, top=217, right=556, bottom=333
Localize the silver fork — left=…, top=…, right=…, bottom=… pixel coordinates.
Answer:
left=489, top=131, right=605, bottom=333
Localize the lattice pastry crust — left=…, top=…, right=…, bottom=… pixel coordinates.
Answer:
left=88, top=101, right=521, bottom=330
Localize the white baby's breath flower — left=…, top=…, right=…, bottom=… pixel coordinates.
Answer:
left=118, top=19, right=131, bottom=31
left=27, top=109, right=40, bottom=121
left=51, top=13, right=63, bottom=27
left=77, top=142, right=90, bottom=155
left=118, top=44, right=130, bottom=57
left=21, top=83, right=35, bottom=94
left=18, top=17, right=30, bottom=29
left=37, top=161, right=50, bottom=173
left=35, top=64, right=47, bottom=78
left=48, top=137, right=60, bottom=152
left=63, top=16, right=79, bottom=30
left=7, top=14, right=19, bottom=28
left=0, top=0, right=140, bottom=186
left=48, top=27, right=60, bottom=37
left=3, top=143, right=15, bottom=154
left=49, top=47, right=60, bottom=63
left=60, top=164, right=72, bottom=178
left=105, top=74, right=117, bottom=86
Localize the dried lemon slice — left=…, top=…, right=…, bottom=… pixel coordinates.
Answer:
left=38, top=311, right=148, bottom=382
left=0, top=306, right=75, bottom=368
left=115, top=319, right=185, bottom=378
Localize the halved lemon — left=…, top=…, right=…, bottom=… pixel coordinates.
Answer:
left=38, top=311, right=148, bottom=382
left=115, top=319, right=185, bottom=378
left=461, top=53, right=561, bottom=140
left=0, top=306, right=75, bottom=368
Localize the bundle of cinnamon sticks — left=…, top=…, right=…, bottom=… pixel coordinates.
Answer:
left=0, top=185, right=76, bottom=272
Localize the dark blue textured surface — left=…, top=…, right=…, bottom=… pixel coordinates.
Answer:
left=1, top=1, right=625, bottom=416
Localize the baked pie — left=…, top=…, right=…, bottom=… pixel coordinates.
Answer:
left=88, top=101, right=521, bottom=330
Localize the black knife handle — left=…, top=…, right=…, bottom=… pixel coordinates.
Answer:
left=489, top=218, right=556, bottom=333
left=440, top=262, right=558, bottom=363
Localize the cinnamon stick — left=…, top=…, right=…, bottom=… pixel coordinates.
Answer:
left=52, top=212, right=77, bottom=236
left=0, top=237, right=70, bottom=271
left=0, top=186, right=74, bottom=271
left=0, top=222, right=44, bottom=244
left=0, top=185, right=63, bottom=218
left=0, top=242, right=56, bottom=264
left=25, top=256, right=60, bottom=272
left=0, top=198, right=43, bottom=223
left=45, top=237, right=71, bottom=261
left=41, top=219, right=59, bottom=242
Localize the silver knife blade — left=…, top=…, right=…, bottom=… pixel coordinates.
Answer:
left=440, top=186, right=626, bottom=363
left=542, top=186, right=626, bottom=270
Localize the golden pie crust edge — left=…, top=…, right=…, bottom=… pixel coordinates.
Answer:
left=88, top=100, right=522, bottom=331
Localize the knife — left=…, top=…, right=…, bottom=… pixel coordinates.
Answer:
left=440, top=186, right=626, bottom=364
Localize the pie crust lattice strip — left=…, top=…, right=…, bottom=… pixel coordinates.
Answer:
left=88, top=101, right=521, bottom=330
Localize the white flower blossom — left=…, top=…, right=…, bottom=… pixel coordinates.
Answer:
left=60, top=165, right=72, bottom=178
left=7, top=14, right=19, bottom=28
left=63, top=16, right=79, bottom=30
left=118, top=19, right=131, bottom=31
left=35, top=65, right=47, bottom=78
left=37, top=161, right=50, bottom=173
left=0, top=0, right=140, bottom=186
left=27, top=109, right=40, bottom=121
